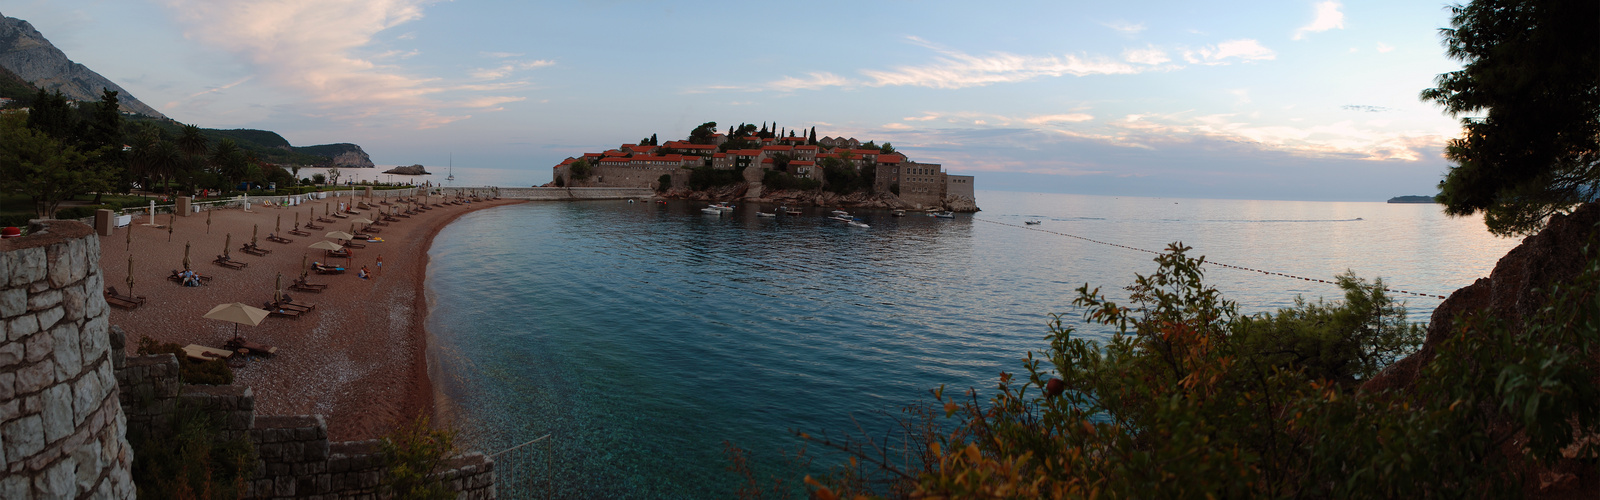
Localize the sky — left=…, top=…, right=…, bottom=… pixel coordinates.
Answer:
left=5, top=0, right=1473, bottom=200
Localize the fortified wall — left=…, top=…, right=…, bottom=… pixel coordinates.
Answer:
left=440, top=186, right=655, bottom=201
left=0, top=220, right=135, bottom=499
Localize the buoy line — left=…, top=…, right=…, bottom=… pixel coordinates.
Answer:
left=974, top=218, right=1450, bottom=300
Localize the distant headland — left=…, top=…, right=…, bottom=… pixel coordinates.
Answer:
left=1387, top=195, right=1438, bottom=203
left=545, top=121, right=979, bottom=212
left=384, top=164, right=432, bottom=175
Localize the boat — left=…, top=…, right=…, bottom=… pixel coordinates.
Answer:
left=627, top=199, right=636, bottom=204
left=892, top=210, right=906, bottom=217
left=710, top=203, right=734, bottom=211
left=786, top=209, right=802, bottom=215
left=831, top=210, right=850, bottom=216
left=1024, top=220, right=1042, bottom=225
left=829, top=215, right=853, bottom=223
left=847, top=220, right=870, bottom=228
left=701, top=207, right=723, bottom=215
left=446, top=153, right=454, bottom=182
left=934, top=212, right=955, bottom=219
left=757, top=212, right=777, bottom=217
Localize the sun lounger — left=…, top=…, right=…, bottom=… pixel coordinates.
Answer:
left=263, top=302, right=304, bottom=319
left=326, top=249, right=352, bottom=259
left=362, top=226, right=381, bottom=234
left=266, top=235, right=294, bottom=244
left=289, top=228, right=312, bottom=237
left=213, top=256, right=247, bottom=270
left=341, top=240, right=367, bottom=249
left=316, top=216, right=335, bottom=223
left=182, top=344, right=233, bottom=362
left=312, top=263, right=346, bottom=275
left=104, top=286, right=146, bottom=310
left=168, top=269, right=213, bottom=285
left=223, top=338, right=278, bottom=356
left=352, top=232, right=373, bottom=239
left=332, top=213, right=349, bottom=219
left=289, top=278, right=327, bottom=292
left=241, top=244, right=270, bottom=256
left=383, top=215, right=400, bottom=222
left=305, top=221, right=325, bottom=230
left=277, top=294, right=316, bottom=312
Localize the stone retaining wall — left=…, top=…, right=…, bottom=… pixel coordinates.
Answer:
left=0, top=220, right=135, bottom=499
left=439, top=186, right=653, bottom=201
left=115, top=349, right=494, bottom=499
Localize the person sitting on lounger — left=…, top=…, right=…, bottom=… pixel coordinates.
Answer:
left=358, top=266, right=370, bottom=280
left=181, top=269, right=201, bottom=287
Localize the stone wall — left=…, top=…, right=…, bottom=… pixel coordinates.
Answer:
left=0, top=220, right=135, bottom=499
left=115, top=349, right=495, bottom=499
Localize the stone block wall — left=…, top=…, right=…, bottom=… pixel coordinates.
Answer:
left=457, top=187, right=653, bottom=201
left=0, top=220, right=135, bottom=499
left=116, top=352, right=495, bottom=499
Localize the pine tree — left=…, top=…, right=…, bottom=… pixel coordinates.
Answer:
left=651, top=133, right=658, bottom=146
left=809, top=127, right=817, bottom=145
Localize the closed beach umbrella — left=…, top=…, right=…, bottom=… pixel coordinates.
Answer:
left=223, top=233, right=232, bottom=260
left=300, top=255, right=309, bottom=281
left=325, top=231, right=354, bottom=240
left=252, top=224, right=258, bottom=246
left=274, top=273, right=283, bottom=304
left=294, top=212, right=300, bottom=229
left=126, top=255, right=135, bottom=296
left=276, top=215, right=282, bottom=234
left=183, top=242, right=191, bottom=270
left=203, top=302, right=269, bottom=341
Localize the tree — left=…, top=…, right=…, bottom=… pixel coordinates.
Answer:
left=657, top=173, right=672, bottom=192
left=880, top=142, right=895, bottom=155
left=25, top=89, right=76, bottom=140
left=650, top=133, right=658, bottom=146
left=689, top=121, right=718, bottom=144
left=0, top=113, right=104, bottom=218
left=1422, top=0, right=1600, bottom=236
left=568, top=159, right=593, bottom=180
left=325, top=167, right=342, bottom=186
left=809, top=126, right=817, bottom=145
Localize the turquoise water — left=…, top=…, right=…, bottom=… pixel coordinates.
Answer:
left=424, top=192, right=1519, bottom=498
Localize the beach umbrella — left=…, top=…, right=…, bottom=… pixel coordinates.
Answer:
left=300, top=255, right=308, bottom=281
left=168, top=213, right=174, bottom=242
left=274, top=273, right=283, bottom=304
left=325, top=231, right=354, bottom=240
left=126, top=255, right=136, bottom=297
left=206, top=209, right=212, bottom=234
left=183, top=242, right=191, bottom=270
left=276, top=215, right=282, bottom=234
left=252, top=224, right=258, bottom=246
left=310, top=240, right=350, bottom=267
left=203, top=302, right=269, bottom=342
left=223, top=233, right=232, bottom=260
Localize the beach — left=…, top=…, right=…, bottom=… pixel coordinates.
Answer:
left=100, top=195, right=523, bottom=440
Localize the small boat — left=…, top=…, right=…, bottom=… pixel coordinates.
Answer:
left=892, top=210, right=906, bottom=217
left=934, top=212, right=955, bottom=219
left=831, top=210, right=850, bottom=216
left=848, top=220, right=870, bottom=228
left=829, top=215, right=853, bottom=223
left=1024, top=220, right=1042, bottom=225
left=757, top=212, right=777, bottom=217
left=713, top=203, right=735, bottom=211
left=701, top=207, right=723, bottom=215
left=786, top=209, right=802, bottom=215
left=657, top=200, right=667, bottom=204
left=627, top=199, right=636, bottom=203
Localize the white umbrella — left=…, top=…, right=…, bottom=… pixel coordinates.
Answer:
left=203, top=302, right=269, bottom=341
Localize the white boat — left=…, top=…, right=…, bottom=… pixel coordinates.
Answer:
left=892, top=210, right=906, bottom=217
left=831, top=210, right=850, bottom=216
left=712, top=203, right=735, bottom=211
left=757, top=212, right=776, bottom=217
left=1024, top=220, right=1041, bottom=225
left=786, top=209, right=802, bottom=215
left=829, top=215, right=852, bottom=223
left=934, top=212, right=955, bottom=219
left=848, top=220, right=870, bottom=228
left=701, top=207, right=723, bottom=215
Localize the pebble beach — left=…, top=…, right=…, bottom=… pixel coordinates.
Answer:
left=99, top=194, right=523, bottom=440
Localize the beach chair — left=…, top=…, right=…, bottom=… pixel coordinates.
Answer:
left=241, top=243, right=270, bottom=256
left=362, top=226, right=382, bottom=234
left=266, top=234, right=294, bottom=244
left=213, top=256, right=247, bottom=270
left=326, top=248, right=352, bottom=259
left=103, top=286, right=146, bottom=310
left=289, top=227, right=312, bottom=237
left=277, top=294, right=316, bottom=312
left=263, top=302, right=304, bottom=319
left=383, top=215, right=401, bottom=222
left=224, top=337, right=278, bottom=356
left=311, top=263, right=346, bottom=275
left=342, top=240, right=367, bottom=249
left=289, top=277, right=328, bottom=292
left=316, top=216, right=335, bottom=223
left=332, top=212, right=349, bottom=219
left=182, top=344, right=233, bottom=362
left=305, top=220, right=325, bottom=230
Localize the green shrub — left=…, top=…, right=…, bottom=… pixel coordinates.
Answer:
left=128, top=403, right=256, bottom=500
left=688, top=166, right=743, bottom=190
left=804, top=242, right=1600, bottom=499
left=54, top=204, right=113, bottom=220
left=762, top=170, right=820, bottom=191
left=381, top=414, right=457, bottom=500
left=658, top=174, right=672, bottom=192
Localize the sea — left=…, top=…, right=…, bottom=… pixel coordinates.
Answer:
left=423, top=190, right=1521, bottom=498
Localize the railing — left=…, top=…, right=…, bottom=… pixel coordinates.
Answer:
left=489, top=434, right=552, bottom=498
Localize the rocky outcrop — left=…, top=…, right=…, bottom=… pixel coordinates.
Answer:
left=383, top=164, right=431, bottom=175
left=1364, top=201, right=1600, bottom=394
left=0, top=13, right=166, bottom=118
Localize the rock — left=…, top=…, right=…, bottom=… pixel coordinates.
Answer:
left=382, top=164, right=431, bottom=175
left=1365, top=201, right=1600, bottom=393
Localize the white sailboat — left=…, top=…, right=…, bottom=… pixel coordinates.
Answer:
left=446, top=153, right=455, bottom=182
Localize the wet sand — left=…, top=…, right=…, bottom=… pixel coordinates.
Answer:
left=101, top=195, right=523, bottom=440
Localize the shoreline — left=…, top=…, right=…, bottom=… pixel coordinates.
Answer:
left=103, top=196, right=523, bottom=440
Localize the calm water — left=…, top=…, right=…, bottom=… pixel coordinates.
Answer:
left=424, top=191, right=1519, bottom=498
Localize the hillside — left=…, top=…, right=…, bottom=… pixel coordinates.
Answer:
left=0, top=63, right=35, bottom=101
left=0, top=13, right=166, bottom=118
left=126, top=116, right=376, bottom=168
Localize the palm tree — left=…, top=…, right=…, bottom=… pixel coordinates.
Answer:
left=176, top=124, right=210, bottom=194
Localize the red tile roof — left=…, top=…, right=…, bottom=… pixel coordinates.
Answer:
left=761, top=145, right=793, bottom=151
left=877, top=154, right=904, bottom=163
left=789, top=160, right=815, bottom=166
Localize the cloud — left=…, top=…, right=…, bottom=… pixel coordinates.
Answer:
left=1023, top=114, right=1095, bottom=125
left=158, top=0, right=526, bottom=129
left=1108, top=112, right=1443, bottom=161
left=769, top=72, right=853, bottom=91
left=857, top=37, right=1141, bottom=89
left=1182, top=39, right=1276, bottom=64
left=1123, top=46, right=1171, bottom=65
left=470, top=60, right=555, bottom=80
left=1375, top=42, right=1394, bottom=53
left=1102, top=21, right=1146, bottom=36
left=1341, top=105, right=1393, bottom=112
left=1293, top=1, right=1345, bottom=40
left=480, top=51, right=523, bottom=59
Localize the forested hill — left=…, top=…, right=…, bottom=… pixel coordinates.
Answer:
left=125, top=116, right=376, bottom=168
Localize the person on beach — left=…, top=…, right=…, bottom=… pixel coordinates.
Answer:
left=376, top=255, right=382, bottom=275
left=358, top=266, right=370, bottom=280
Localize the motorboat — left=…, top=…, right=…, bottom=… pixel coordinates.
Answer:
left=701, top=207, right=723, bottom=215
left=1024, top=220, right=1042, bottom=225
left=934, top=212, right=955, bottom=219
left=829, top=215, right=853, bottom=223
left=848, top=220, right=870, bottom=228
left=786, top=209, right=802, bottom=215
left=892, top=210, right=906, bottom=217
left=757, top=212, right=777, bottom=217
left=712, top=203, right=735, bottom=211
left=831, top=210, right=850, bottom=216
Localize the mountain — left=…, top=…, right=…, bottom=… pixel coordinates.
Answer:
left=0, top=12, right=167, bottom=118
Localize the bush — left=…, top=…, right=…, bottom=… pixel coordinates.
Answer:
left=762, top=170, right=820, bottom=191
left=688, top=166, right=744, bottom=190
left=569, top=159, right=593, bottom=180
left=381, top=414, right=457, bottom=500
left=804, top=242, right=1600, bottom=499
left=137, top=336, right=234, bottom=385
left=54, top=204, right=114, bottom=220
left=128, top=406, right=256, bottom=500
left=658, top=174, right=672, bottom=192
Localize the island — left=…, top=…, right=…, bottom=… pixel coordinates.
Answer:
left=383, top=164, right=432, bottom=175
left=1387, top=195, right=1438, bottom=203
left=545, top=121, right=979, bottom=212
